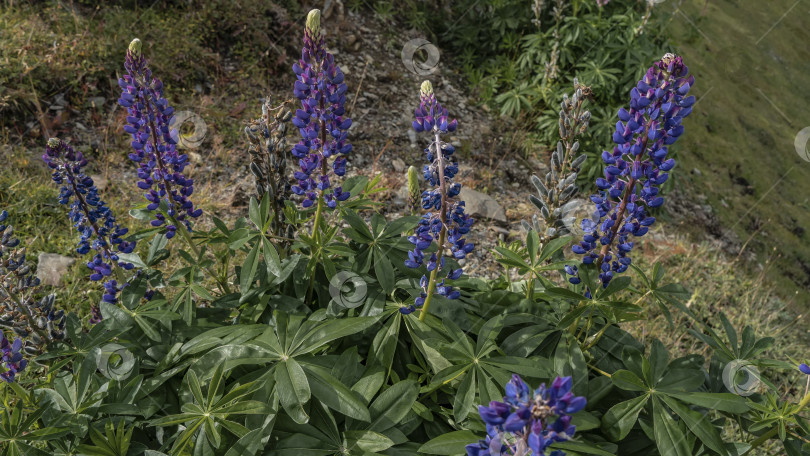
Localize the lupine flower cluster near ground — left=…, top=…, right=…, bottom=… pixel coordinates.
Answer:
left=468, top=375, right=586, bottom=456
left=1, top=8, right=808, bottom=456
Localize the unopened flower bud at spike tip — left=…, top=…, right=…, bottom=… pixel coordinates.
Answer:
left=47, top=137, right=61, bottom=148
left=306, top=9, right=321, bottom=37
left=420, top=80, right=433, bottom=97
left=128, top=38, right=142, bottom=56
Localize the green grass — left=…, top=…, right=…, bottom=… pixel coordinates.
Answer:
left=661, top=0, right=810, bottom=300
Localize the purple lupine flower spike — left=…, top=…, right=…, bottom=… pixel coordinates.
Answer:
left=404, top=81, right=472, bottom=317
left=468, top=374, right=586, bottom=456
left=118, top=38, right=201, bottom=237
left=290, top=10, right=352, bottom=209
left=568, top=53, right=694, bottom=289
left=43, top=138, right=135, bottom=308
left=0, top=337, right=28, bottom=383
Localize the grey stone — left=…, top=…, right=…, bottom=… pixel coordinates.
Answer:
left=37, top=253, right=75, bottom=286
left=460, top=188, right=507, bottom=222
left=391, top=158, right=406, bottom=173
left=90, top=174, right=108, bottom=191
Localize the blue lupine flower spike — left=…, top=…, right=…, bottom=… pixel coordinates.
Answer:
left=404, top=81, right=473, bottom=319
left=467, top=374, right=586, bottom=456
left=290, top=9, right=352, bottom=210
left=119, top=38, right=202, bottom=238
left=0, top=337, right=28, bottom=383
left=567, top=53, right=694, bottom=289
left=0, top=209, right=66, bottom=376
left=43, top=138, right=135, bottom=308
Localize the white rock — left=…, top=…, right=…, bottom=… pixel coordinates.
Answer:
left=391, top=158, right=406, bottom=172
left=37, top=253, right=75, bottom=286
left=460, top=188, right=507, bottom=222
left=91, top=174, right=108, bottom=191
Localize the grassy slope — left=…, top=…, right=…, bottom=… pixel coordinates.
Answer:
left=661, top=0, right=810, bottom=302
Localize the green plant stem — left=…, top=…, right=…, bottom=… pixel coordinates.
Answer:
left=311, top=195, right=324, bottom=240
left=526, top=277, right=534, bottom=300
left=138, top=93, right=231, bottom=294
left=173, top=217, right=231, bottom=294
left=419, top=229, right=446, bottom=322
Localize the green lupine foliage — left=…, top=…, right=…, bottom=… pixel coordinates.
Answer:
left=427, top=0, right=669, bottom=183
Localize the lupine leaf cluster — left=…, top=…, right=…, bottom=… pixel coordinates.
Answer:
left=1, top=10, right=808, bottom=456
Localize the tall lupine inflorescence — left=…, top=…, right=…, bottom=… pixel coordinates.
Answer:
left=467, top=375, right=586, bottom=456
left=404, top=81, right=474, bottom=319
left=567, top=54, right=694, bottom=287
left=119, top=38, right=202, bottom=238
left=246, top=98, right=296, bottom=247
left=0, top=209, right=66, bottom=382
left=290, top=9, right=352, bottom=211
left=43, top=138, right=135, bottom=308
left=525, top=79, right=591, bottom=244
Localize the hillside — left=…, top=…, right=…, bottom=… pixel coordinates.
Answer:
left=663, top=0, right=810, bottom=300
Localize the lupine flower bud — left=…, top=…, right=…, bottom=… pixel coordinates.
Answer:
left=119, top=38, right=202, bottom=237
left=407, top=165, right=420, bottom=215
left=467, top=374, right=586, bottom=456
left=290, top=9, right=352, bottom=209
left=306, top=9, right=321, bottom=37
left=128, top=38, right=142, bottom=56
left=567, top=54, right=694, bottom=288
left=524, top=79, right=590, bottom=243
left=246, top=99, right=295, bottom=248
left=404, top=81, right=473, bottom=315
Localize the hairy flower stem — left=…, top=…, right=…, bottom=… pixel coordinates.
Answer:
left=65, top=171, right=126, bottom=284
left=137, top=102, right=230, bottom=294
left=419, top=131, right=447, bottom=322
left=310, top=96, right=329, bottom=240
left=595, top=126, right=649, bottom=271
